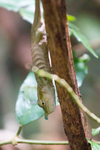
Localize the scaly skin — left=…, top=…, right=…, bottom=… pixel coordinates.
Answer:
left=31, top=0, right=56, bottom=119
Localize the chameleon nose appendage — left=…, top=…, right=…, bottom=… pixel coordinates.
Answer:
left=44, top=113, right=48, bottom=120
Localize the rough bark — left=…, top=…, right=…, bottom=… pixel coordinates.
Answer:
left=41, top=0, right=91, bottom=150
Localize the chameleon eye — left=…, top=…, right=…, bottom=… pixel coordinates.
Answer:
left=42, top=101, right=45, bottom=105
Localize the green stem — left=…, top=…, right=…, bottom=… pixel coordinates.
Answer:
left=16, top=125, right=22, bottom=136
left=32, top=67, right=100, bottom=124
left=17, top=139, right=69, bottom=145
left=0, top=138, right=69, bottom=146
left=0, top=140, right=12, bottom=146
left=1, top=137, right=100, bottom=146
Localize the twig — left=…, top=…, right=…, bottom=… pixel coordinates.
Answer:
left=16, top=125, right=22, bottom=136
left=0, top=140, right=11, bottom=146
left=17, top=139, right=69, bottom=145
left=32, top=66, right=100, bottom=124
left=0, top=138, right=69, bottom=146
left=1, top=136, right=100, bottom=146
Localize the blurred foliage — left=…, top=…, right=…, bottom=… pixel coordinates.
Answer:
left=92, top=127, right=100, bottom=136
left=69, top=22, right=98, bottom=58
left=16, top=71, right=44, bottom=125
left=73, top=53, right=90, bottom=87
left=67, top=15, right=76, bottom=22
left=0, top=0, right=34, bottom=12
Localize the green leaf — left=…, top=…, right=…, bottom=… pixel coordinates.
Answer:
left=73, top=53, right=90, bottom=87
left=15, top=71, right=59, bottom=125
left=88, top=139, right=100, bottom=150
left=0, top=1, right=20, bottom=12
left=92, top=127, right=100, bottom=136
left=19, top=6, right=35, bottom=24
left=67, top=15, right=76, bottom=22
left=0, top=0, right=34, bottom=11
left=18, top=0, right=34, bottom=8
left=16, top=91, right=44, bottom=125
left=69, top=22, right=98, bottom=58
left=15, top=71, right=44, bottom=125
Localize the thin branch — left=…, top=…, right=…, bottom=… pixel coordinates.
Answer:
left=0, top=138, right=69, bottom=146
left=16, top=125, right=22, bottom=136
left=0, top=136, right=100, bottom=146
left=17, top=139, right=69, bottom=145
left=32, top=66, right=100, bottom=124
left=0, top=140, right=12, bottom=146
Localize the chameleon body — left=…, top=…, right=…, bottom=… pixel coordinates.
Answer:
left=31, top=0, right=56, bottom=119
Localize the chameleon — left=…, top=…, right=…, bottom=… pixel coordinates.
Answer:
left=31, top=0, right=56, bottom=120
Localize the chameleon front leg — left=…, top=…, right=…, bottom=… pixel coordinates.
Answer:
left=31, top=0, right=56, bottom=119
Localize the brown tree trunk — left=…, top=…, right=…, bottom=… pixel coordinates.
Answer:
left=41, top=0, right=91, bottom=150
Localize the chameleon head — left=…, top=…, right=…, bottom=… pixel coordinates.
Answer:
left=37, top=100, right=49, bottom=120
left=37, top=84, right=56, bottom=120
